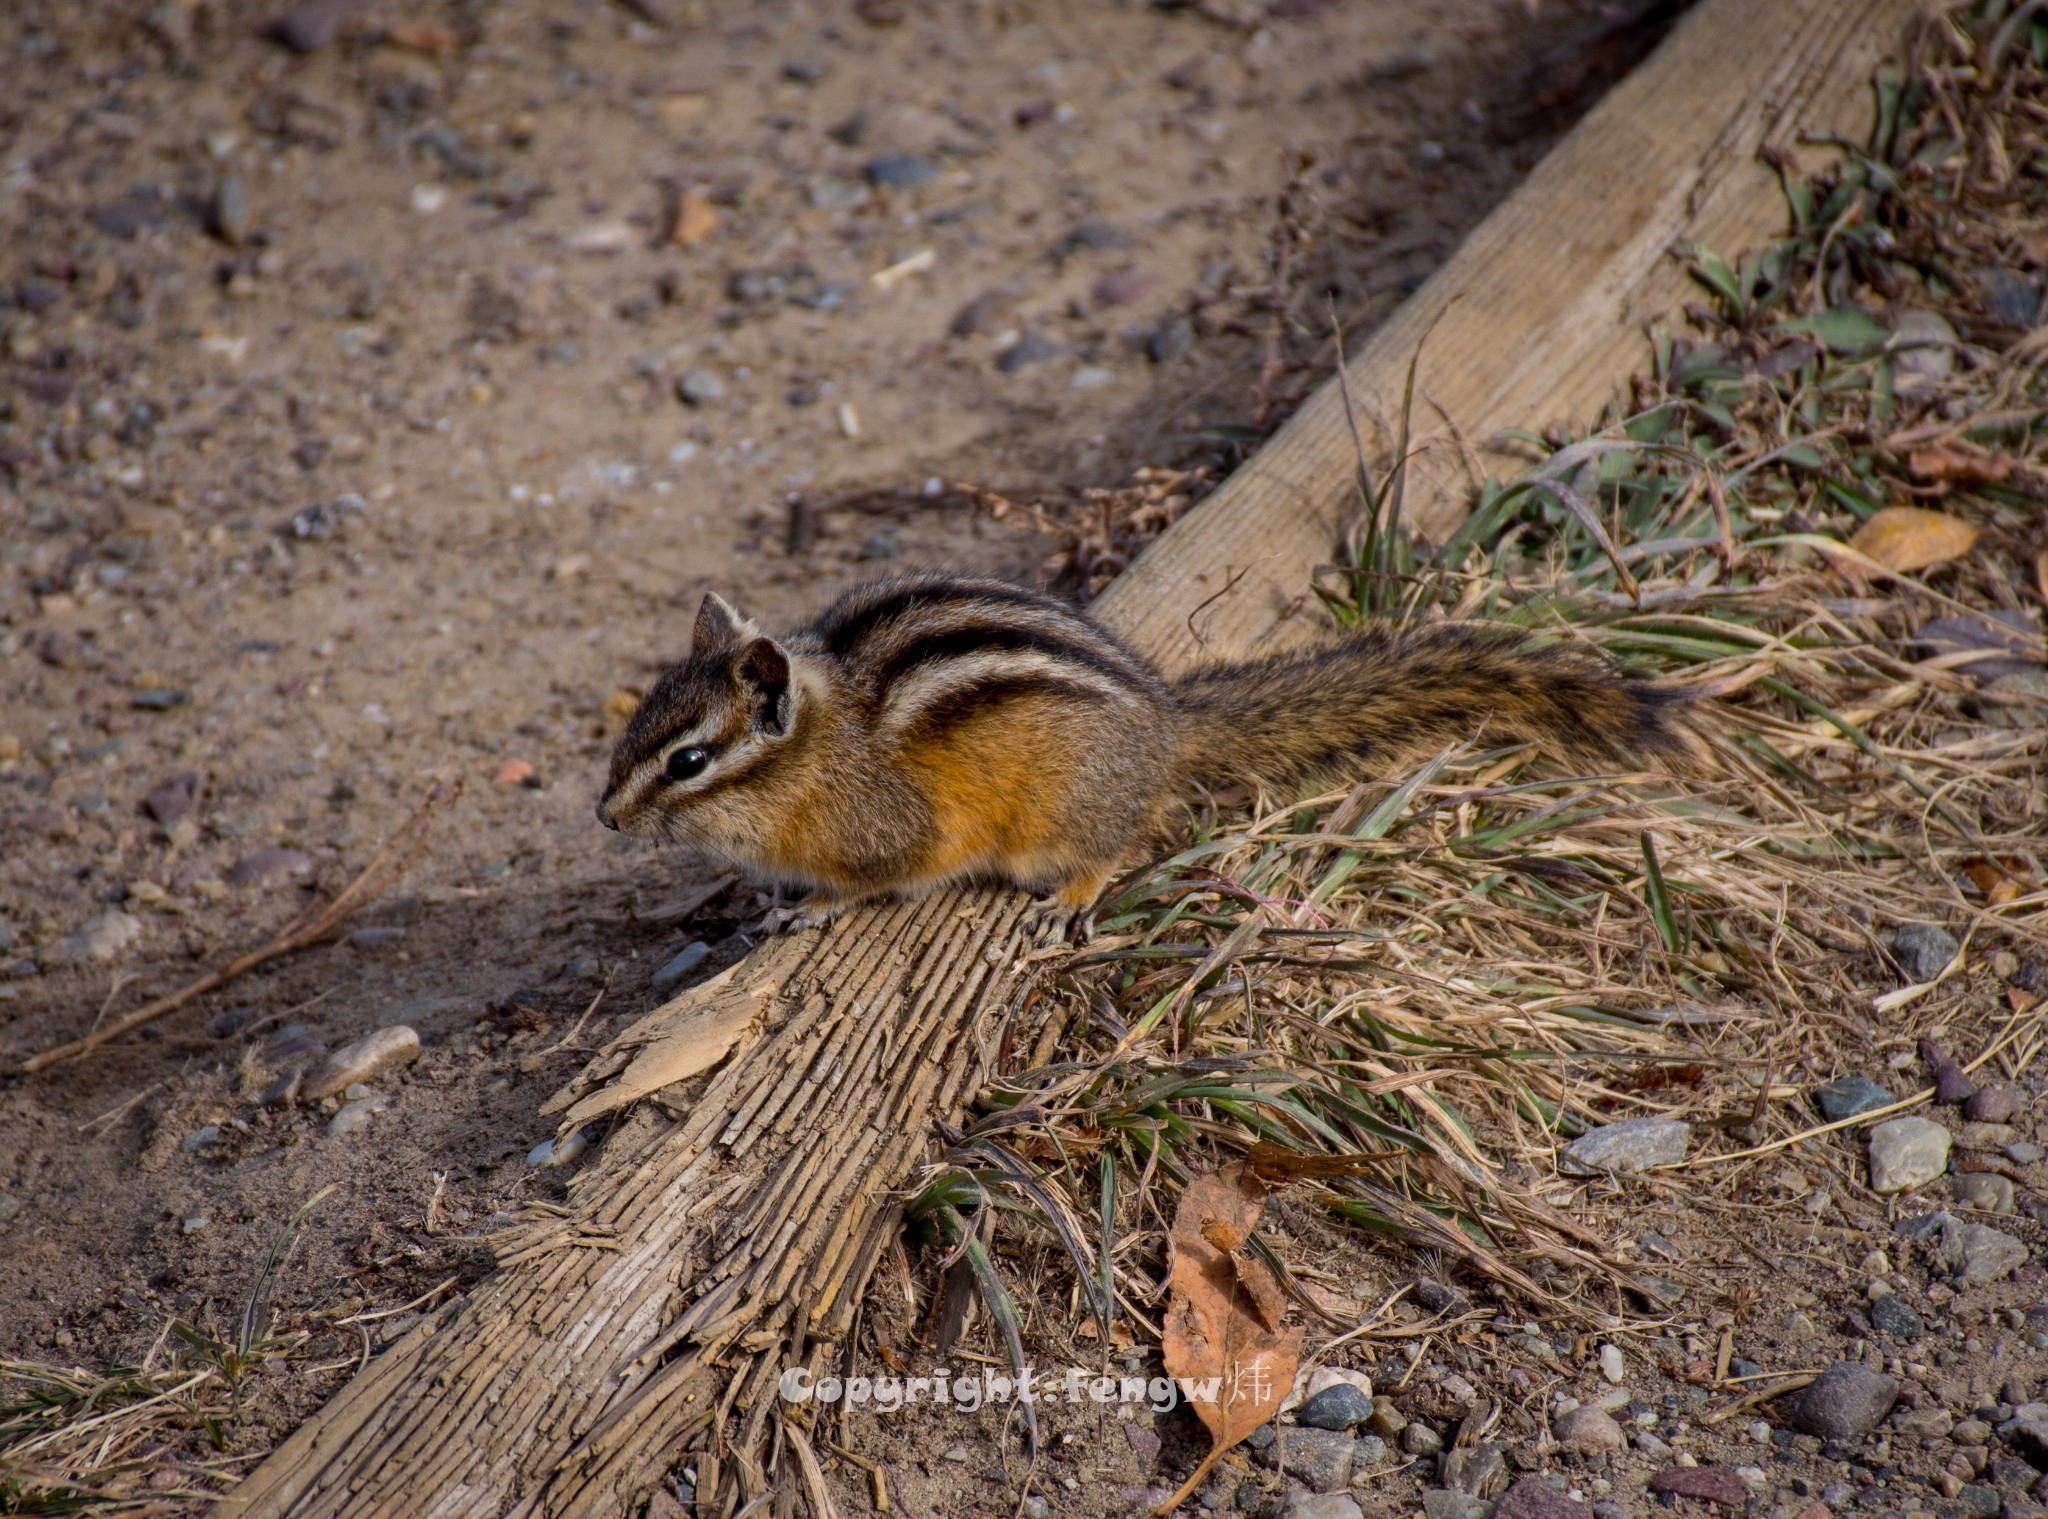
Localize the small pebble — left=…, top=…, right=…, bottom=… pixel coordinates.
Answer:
left=1555, top=1405, right=1626, bottom=1454
left=1892, top=923, right=1959, bottom=982
left=52, top=910, right=145, bottom=965
left=348, top=926, right=406, bottom=952
left=676, top=369, right=725, bottom=406
left=1867, top=1116, right=1950, bottom=1193
left=181, top=1125, right=221, bottom=1153
left=182, top=1213, right=209, bottom=1234
left=1599, top=1343, right=1626, bottom=1384
left=1951, top=1173, right=2014, bottom=1214
left=528, top=1129, right=589, bottom=1168
left=1069, top=366, right=1113, bottom=391
left=1962, top=1088, right=2019, bottom=1124
left=1815, top=1076, right=1894, bottom=1121
left=864, top=153, right=941, bottom=189
left=273, top=0, right=364, bottom=52
left=1792, top=1362, right=1898, bottom=1439
left=1297, top=1383, right=1373, bottom=1431
left=213, top=174, right=251, bottom=244
left=227, top=848, right=313, bottom=887
left=651, top=941, right=711, bottom=992
left=1148, top=315, right=1194, bottom=363
left=326, top=1097, right=385, bottom=1138
left=996, top=331, right=1062, bottom=373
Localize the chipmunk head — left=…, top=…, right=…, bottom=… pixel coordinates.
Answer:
left=597, top=592, right=797, bottom=841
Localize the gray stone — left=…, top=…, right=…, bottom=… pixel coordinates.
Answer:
left=1816, top=1076, right=1895, bottom=1121
left=1149, top=315, right=1195, bottom=363
left=1351, top=1435, right=1386, bottom=1467
left=181, top=1125, right=221, bottom=1153
left=144, top=772, right=199, bottom=825
left=1592, top=1505, right=1630, bottom=1519
left=1890, top=309, right=1957, bottom=392
left=304, top=1025, right=421, bottom=1100
left=1940, top=1217, right=2028, bottom=1283
left=1422, top=1493, right=1493, bottom=1519
left=1892, top=922, right=1959, bottom=981
left=1413, top=1279, right=1468, bottom=1315
left=1404, top=1423, right=1446, bottom=1457
left=650, top=941, right=710, bottom=993
left=996, top=331, right=1063, bottom=373
left=676, top=369, right=724, bottom=406
left=1868, top=1116, right=1950, bottom=1193
left=1791, top=1362, right=1898, bottom=1440
left=863, top=154, right=940, bottom=189
left=1955, top=1122, right=2018, bottom=1152
left=1554, top=1405, right=1626, bottom=1453
left=52, top=910, right=145, bottom=965
left=1494, top=1478, right=1591, bottom=1519
left=1278, top=1428, right=1354, bottom=1492
left=273, top=0, right=365, bottom=52
left=326, top=1096, right=385, bottom=1137
left=1561, top=1117, right=1690, bottom=1175
left=348, top=926, right=406, bottom=952
left=1891, top=1405, right=1953, bottom=1439
left=1282, top=1496, right=1362, bottom=1519
left=1952, top=1173, right=2015, bottom=1214
left=1868, top=1293, right=1924, bottom=1340
left=213, top=174, right=251, bottom=244
left=1368, top=1403, right=1407, bottom=1439
left=1297, top=1384, right=1373, bottom=1431
left=1956, top=1486, right=2001, bottom=1519
left=2008, top=1141, right=2046, bottom=1165
left=1599, top=1343, right=1626, bottom=1383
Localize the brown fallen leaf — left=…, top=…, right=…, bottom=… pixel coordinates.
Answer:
left=1846, top=506, right=1980, bottom=574
left=1155, top=1162, right=1301, bottom=1517
left=1961, top=855, right=2033, bottom=906
left=1906, top=440, right=2015, bottom=486
left=668, top=188, right=720, bottom=248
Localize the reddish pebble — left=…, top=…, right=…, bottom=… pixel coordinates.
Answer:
left=1962, top=1087, right=2019, bottom=1124
left=1649, top=1466, right=1748, bottom=1507
left=495, top=758, right=538, bottom=787
left=1092, top=270, right=1160, bottom=307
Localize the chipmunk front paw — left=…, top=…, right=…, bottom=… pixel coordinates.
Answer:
left=760, top=901, right=842, bottom=935
left=1022, top=897, right=1092, bottom=949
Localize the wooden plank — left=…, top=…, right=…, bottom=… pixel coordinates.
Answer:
left=213, top=1, right=1939, bottom=1514
left=1102, top=0, right=1942, bottom=671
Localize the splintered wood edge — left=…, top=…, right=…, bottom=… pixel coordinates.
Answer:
left=1096, top=0, right=1944, bottom=671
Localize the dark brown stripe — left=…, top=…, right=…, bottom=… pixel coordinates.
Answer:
left=813, top=579, right=1056, bottom=659
left=873, top=621, right=1153, bottom=695
left=902, top=672, right=1121, bottom=738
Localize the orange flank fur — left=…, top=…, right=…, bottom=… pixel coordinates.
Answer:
left=904, top=694, right=1083, bottom=891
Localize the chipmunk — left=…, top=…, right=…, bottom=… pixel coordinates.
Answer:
left=596, top=574, right=1688, bottom=939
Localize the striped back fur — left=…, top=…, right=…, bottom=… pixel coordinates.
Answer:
left=1169, top=623, right=1689, bottom=793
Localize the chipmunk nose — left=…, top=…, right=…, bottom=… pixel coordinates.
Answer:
left=596, top=791, right=620, bottom=830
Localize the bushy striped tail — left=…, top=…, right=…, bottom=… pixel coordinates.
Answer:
left=1169, top=624, right=1689, bottom=794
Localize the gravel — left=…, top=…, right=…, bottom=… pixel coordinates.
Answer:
left=1951, top=1173, right=2015, bottom=1213
left=863, top=153, right=941, bottom=188
left=1962, top=1087, right=2020, bottom=1123
left=1598, top=1343, right=1626, bottom=1383
left=226, top=848, right=313, bottom=887
left=1868, top=1293, right=1925, bottom=1339
left=1422, top=1493, right=1493, bottom=1519
left=676, top=370, right=725, bottom=406
left=1275, top=1428, right=1355, bottom=1492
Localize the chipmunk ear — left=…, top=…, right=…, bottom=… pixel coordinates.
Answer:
left=734, top=637, right=792, bottom=735
left=693, top=592, right=758, bottom=652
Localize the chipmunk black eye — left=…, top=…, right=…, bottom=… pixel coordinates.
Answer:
left=665, top=746, right=711, bottom=782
